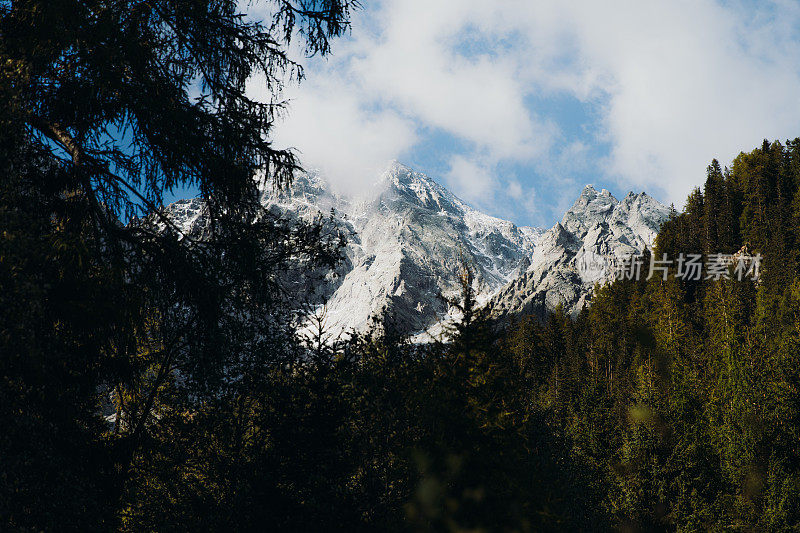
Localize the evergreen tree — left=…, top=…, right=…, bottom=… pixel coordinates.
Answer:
left=0, top=1, right=356, bottom=529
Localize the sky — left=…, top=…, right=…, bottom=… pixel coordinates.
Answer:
left=243, top=0, right=800, bottom=228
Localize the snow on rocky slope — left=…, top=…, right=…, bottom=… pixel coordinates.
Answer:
left=163, top=163, right=669, bottom=336
left=488, top=185, right=671, bottom=319
left=166, top=161, right=542, bottom=336
left=277, top=162, right=544, bottom=335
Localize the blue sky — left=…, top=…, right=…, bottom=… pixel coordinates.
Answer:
left=239, top=0, right=800, bottom=228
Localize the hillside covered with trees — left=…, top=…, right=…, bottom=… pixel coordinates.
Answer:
left=3, top=1, right=800, bottom=531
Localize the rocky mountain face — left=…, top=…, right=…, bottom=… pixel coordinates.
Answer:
left=164, top=163, right=670, bottom=337
left=489, top=185, right=671, bottom=319
left=269, top=162, right=544, bottom=335
left=165, top=162, right=542, bottom=336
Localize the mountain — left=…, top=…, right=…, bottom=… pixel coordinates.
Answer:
left=269, top=162, right=544, bottom=335
left=488, top=185, right=671, bottom=319
left=165, top=161, right=542, bottom=336
left=163, top=163, right=670, bottom=336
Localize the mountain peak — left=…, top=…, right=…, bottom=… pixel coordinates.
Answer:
left=167, top=162, right=668, bottom=336
left=638, top=191, right=655, bottom=202
left=566, top=184, right=618, bottom=223
left=489, top=183, right=670, bottom=320
left=385, top=159, right=413, bottom=175
left=385, top=162, right=427, bottom=187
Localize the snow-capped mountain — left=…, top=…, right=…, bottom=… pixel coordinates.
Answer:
left=268, top=162, right=543, bottom=335
left=163, top=163, right=670, bottom=336
left=488, top=185, right=671, bottom=319
left=165, top=161, right=542, bottom=335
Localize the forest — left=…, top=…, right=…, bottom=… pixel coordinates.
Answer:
left=4, top=1, right=800, bottom=531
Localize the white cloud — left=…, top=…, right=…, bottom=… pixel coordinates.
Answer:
left=253, top=0, right=800, bottom=217
left=348, top=0, right=553, bottom=161
left=548, top=0, right=800, bottom=204
left=443, top=154, right=497, bottom=204
left=507, top=180, right=523, bottom=200
left=271, top=78, right=418, bottom=197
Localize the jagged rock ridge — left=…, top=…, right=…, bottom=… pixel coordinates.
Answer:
left=166, top=161, right=543, bottom=336
left=488, top=185, right=671, bottom=319
left=164, top=164, right=670, bottom=336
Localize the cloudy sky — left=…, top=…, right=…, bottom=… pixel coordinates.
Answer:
left=254, top=0, right=800, bottom=228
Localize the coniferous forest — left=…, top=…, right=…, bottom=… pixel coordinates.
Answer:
left=4, top=1, right=800, bottom=531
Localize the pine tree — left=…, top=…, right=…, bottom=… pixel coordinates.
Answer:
left=0, top=1, right=357, bottom=529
